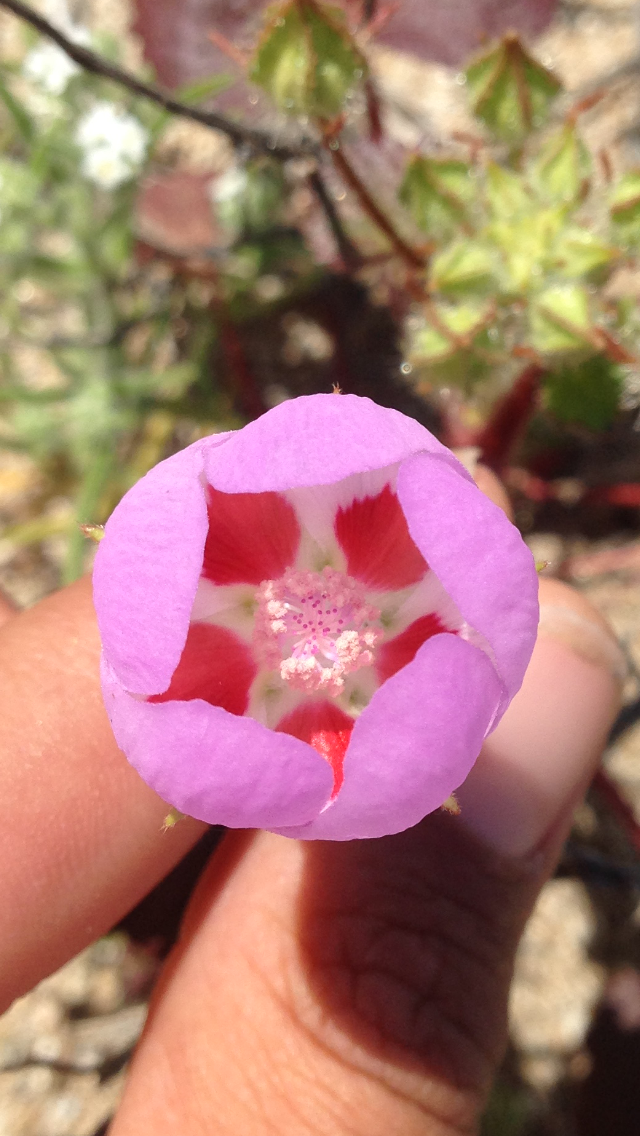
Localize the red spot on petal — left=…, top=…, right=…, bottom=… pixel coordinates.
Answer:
left=335, top=484, right=427, bottom=592
left=377, top=614, right=451, bottom=684
left=149, top=622, right=256, bottom=716
left=202, top=486, right=300, bottom=586
left=276, top=701, right=354, bottom=799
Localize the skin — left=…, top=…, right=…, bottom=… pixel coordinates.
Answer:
left=0, top=471, right=622, bottom=1135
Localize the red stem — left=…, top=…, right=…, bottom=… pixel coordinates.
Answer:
left=476, top=363, right=545, bottom=474
left=326, top=139, right=427, bottom=271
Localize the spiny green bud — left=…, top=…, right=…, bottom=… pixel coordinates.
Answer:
left=531, top=123, right=590, bottom=205
left=251, top=0, right=366, bottom=119
left=466, top=33, right=561, bottom=142
left=399, top=156, right=473, bottom=237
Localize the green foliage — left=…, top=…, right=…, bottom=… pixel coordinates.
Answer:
left=544, top=354, right=624, bottom=429
left=430, top=240, right=497, bottom=295
left=1, top=14, right=638, bottom=593
left=465, top=34, right=561, bottom=142
left=251, top=0, right=366, bottom=117
left=399, top=157, right=474, bottom=237
left=396, top=32, right=634, bottom=437
left=531, top=123, right=589, bottom=204
left=529, top=283, right=593, bottom=352
left=609, top=169, right=640, bottom=245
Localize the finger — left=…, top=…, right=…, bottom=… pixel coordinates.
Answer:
left=457, top=576, right=624, bottom=856
left=110, top=588, right=621, bottom=1136
left=0, top=576, right=206, bottom=1011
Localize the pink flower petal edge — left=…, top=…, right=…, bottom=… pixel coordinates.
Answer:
left=204, top=392, right=469, bottom=493
left=397, top=452, right=539, bottom=715
left=101, top=658, right=333, bottom=829
left=273, top=634, right=503, bottom=840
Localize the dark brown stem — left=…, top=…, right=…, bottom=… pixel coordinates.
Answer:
left=325, top=136, right=427, bottom=271
left=307, top=168, right=362, bottom=270
left=0, top=0, right=314, bottom=160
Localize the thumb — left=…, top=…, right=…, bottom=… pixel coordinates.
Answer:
left=110, top=581, right=622, bottom=1136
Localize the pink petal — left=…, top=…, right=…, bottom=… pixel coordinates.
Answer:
left=203, top=485, right=300, bottom=586
left=276, top=700, right=354, bottom=798
left=334, top=483, right=427, bottom=591
left=204, top=393, right=464, bottom=493
left=148, top=622, right=256, bottom=716
left=397, top=454, right=539, bottom=711
left=377, top=615, right=451, bottom=683
left=93, top=438, right=219, bottom=696
left=101, top=658, right=333, bottom=829
left=273, top=634, right=502, bottom=841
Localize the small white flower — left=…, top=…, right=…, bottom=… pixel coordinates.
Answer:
left=75, top=103, right=149, bottom=189
left=211, top=166, right=249, bottom=204
left=80, top=147, right=132, bottom=191
left=22, top=1, right=90, bottom=97
left=23, top=41, right=80, bottom=95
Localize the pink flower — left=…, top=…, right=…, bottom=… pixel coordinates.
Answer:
left=93, top=394, right=538, bottom=840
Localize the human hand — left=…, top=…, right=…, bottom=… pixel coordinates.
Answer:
left=0, top=516, right=622, bottom=1135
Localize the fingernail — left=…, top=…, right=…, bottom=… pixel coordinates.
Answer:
left=537, top=602, right=627, bottom=682
left=456, top=600, right=623, bottom=859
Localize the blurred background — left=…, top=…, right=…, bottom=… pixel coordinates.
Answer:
left=3, top=0, right=640, bottom=1132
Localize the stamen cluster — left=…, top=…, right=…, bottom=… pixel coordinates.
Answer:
left=254, top=566, right=381, bottom=695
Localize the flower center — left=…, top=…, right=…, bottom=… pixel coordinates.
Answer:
left=254, top=567, right=382, bottom=696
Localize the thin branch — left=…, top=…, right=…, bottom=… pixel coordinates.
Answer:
left=324, top=135, right=427, bottom=271
left=0, top=0, right=315, bottom=160
left=307, top=168, right=362, bottom=270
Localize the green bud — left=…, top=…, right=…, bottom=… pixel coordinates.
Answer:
left=465, top=33, right=561, bottom=142
left=251, top=0, right=366, bottom=119
left=399, top=156, right=473, bottom=236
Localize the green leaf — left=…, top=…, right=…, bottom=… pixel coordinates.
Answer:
left=399, top=156, right=473, bottom=236
left=531, top=123, right=590, bottom=204
left=430, top=239, right=496, bottom=295
left=175, top=73, right=234, bottom=104
left=552, top=226, right=618, bottom=278
left=0, top=157, right=39, bottom=211
left=251, top=0, right=366, bottom=118
left=489, top=206, right=563, bottom=292
left=544, top=354, right=623, bottom=429
left=610, top=170, right=640, bottom=228
left=485, top=162, right=532, bottom=220
left=466, top=34, right=561, bottom=143
left=413, top=301, right=492, bottom=362
left=529, top=283, right=593, bottom=353
left=0, top=69, right=34, bottom=143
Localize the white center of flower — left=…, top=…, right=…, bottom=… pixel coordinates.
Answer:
left=253, top=567, right=382, bottom=695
